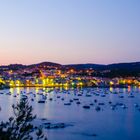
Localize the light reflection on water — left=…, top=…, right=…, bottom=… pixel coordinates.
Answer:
left=0, top=87, right=140, bottom=140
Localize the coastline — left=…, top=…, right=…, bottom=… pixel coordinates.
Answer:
left=1, top=85, right=134, bottom=89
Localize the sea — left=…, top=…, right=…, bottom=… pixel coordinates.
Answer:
left=0, top=87, right=140, bottom=140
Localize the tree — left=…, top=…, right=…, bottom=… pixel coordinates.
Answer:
left=0, top=98, right=47, bottom=140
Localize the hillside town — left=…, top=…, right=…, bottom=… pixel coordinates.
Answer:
left=0, top=62, right=140, bottom=89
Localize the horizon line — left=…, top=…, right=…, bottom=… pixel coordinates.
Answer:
left=0, top=61, right=140, bottom=66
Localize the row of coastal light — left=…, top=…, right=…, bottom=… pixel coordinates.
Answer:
left=8, top=79, right=84, bottom=87
left=1, top=78, right=140, bottom=88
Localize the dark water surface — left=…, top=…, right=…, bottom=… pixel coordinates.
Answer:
left=0, top=87, right=140, bottom=140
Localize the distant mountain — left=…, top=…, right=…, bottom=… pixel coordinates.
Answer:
left=107, top=62, right=140, bottom=70
left=28, top=62, right=62, bottom=68
left=1, top=61, right=140, bottom=70
left=64, top=64, right=106, bottom=70
left=65, top=62, right=140, bottom=71
left=105, top=62, right=140, bottom=77
left=0, top=61, right=140, bottom=77
left=0, top=64, right=26, bottom=70
left=65, top=62, right=140, bottom=77
left=0, top=62, right=62, bottom=70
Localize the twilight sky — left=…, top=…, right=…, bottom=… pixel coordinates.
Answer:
left=0, top=0, right=140, bottom=65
